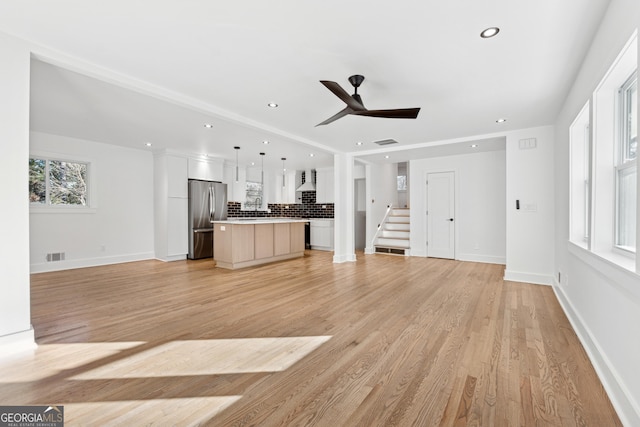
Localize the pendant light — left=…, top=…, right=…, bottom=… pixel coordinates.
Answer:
left=234, top=146, right=240, bottom=182
left=281, top=158, right=286, bottom=188
left=260, top=152, right=265, bottom=186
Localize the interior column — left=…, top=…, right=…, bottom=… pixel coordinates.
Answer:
left=0, top=32, right=35, bottom=353
left=333, top=153, right=356, bottom=263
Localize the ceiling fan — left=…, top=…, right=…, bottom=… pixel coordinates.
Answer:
left=316, top=74, right=420, bottom=126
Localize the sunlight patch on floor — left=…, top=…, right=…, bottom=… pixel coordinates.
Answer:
left=0, top=342, right=144, bottom=382
left=64, top=396, right=242, bottom=426
left=73, top=336, right=332, bottom=379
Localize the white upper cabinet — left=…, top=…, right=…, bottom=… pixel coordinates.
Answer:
left=188, top=157, right=224, bottom=182
left=315, top=167, right=334, bottom=203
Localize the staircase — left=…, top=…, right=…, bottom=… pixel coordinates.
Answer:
left=374, top=207, right=410, bottom=255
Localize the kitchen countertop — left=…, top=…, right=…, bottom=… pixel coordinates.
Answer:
left=212, top=218, right=310, bottom=225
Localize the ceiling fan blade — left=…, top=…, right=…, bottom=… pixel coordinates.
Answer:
left=320, top=81, right=366, bottom=111
left=352, top=108, right=420, bottom=119
left=315, top=107, right=353, bottom=127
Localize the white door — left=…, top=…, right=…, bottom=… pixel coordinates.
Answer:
left=427, top=171, right=455, bottom=259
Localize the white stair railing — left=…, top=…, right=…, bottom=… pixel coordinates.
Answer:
left=370, top=204, right=394, bottom=249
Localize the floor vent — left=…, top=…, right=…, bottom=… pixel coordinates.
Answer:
left=46, top=252, right=66, bottom=262
left=373, top=138, right=399, bottom=146
left=375, top=247, right=406, bottom=255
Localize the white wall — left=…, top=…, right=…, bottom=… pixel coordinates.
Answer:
left=409, top=150, right=506, bottom=263
left=553, top=0, right=640, bottom=423
left=504, top=126, right=556, bottom=285
left=364, top=163, right=398, bottom=253
left=30, top=132, right=155, bottom=272
left=0, top=32, right=34, bottom=352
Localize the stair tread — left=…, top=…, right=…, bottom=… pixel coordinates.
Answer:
left=378, top=208, right=411, bottom=251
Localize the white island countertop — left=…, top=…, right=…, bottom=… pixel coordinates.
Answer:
left=212, top=218, right=309, bottom=225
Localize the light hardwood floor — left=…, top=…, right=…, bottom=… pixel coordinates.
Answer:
left=0, top=251, right=621, bottom=426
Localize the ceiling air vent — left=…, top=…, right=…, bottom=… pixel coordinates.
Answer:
left=373, top=139, right=399, bottom=146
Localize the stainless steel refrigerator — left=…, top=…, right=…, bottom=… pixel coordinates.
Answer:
left=188, top=179, right=228, bottom=259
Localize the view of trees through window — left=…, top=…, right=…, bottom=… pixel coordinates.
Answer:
left=244, top=181, right=263, bottom=210
left=29, top=158, right=88, bottom=206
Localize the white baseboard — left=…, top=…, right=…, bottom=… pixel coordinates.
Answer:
left=0, top=327, right=36, bottom=358
left=503, top=269, right=553, bottom=285
left=364, top=246, right=375, bottom=255
left=333, top=253, right=356, bottom=263
left=457, top=253, right=506, bottom=265
left=553, top=283, right=640, bottom=426
left=30, top=252, right=155, bottom=273
left=156, top=254, right=187, bottom=262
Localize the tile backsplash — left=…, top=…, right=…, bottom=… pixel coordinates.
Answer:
left=227, top=191, right=334, bottom=218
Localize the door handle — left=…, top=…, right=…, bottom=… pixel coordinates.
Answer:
left=209, top=187, right=215, bottom=221
left=447, top=218, right=454, bottom=222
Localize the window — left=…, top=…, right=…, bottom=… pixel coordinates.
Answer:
left=397, top=161, right=408, bottom=190
left=244, top=180, right=264, bottom=210
left=615, top=72, right=637, bottom=252
left=397, top=175, right=407, bottom=191
left=577, top=32, right=637, bottom=271
left=569, top=102, right=591, bottom=248
left=29, top=157, right=89, bottom=206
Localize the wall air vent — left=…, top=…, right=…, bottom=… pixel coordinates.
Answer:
left=46, top=252, right=66, bottom=262
left=518, top=138, right=537, bottom=149
left=373, top=139, right=399, bottom=146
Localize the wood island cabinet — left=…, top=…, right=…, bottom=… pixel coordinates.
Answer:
left=213, top=220, right=306, bottom=269
left=255, top=224, right=274, bottom=259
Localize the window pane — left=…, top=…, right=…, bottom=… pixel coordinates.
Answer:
left=624, top=77, right=637, bottom=161
left=616, top=166, right=636, bottom=251
left=29, top=158, right=46, bottom=204
left=397, top=175, right=407, bottom=191
left=628, top=79, right=637, bottom=160
left=49, top=160, right=88, bottom=205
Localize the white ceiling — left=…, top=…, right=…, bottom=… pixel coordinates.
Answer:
left=0, top=0, right=611, bottom=170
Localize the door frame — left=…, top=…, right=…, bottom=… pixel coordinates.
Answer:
left=424, top=169, right=458, bottom=259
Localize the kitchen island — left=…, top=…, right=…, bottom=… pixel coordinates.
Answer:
left=211, top=218, right=308, bottom=269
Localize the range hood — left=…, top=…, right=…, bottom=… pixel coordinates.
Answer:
left=296, top=169, right=316, bottom=192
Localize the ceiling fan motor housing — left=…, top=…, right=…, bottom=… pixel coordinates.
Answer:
left=348, top=74, right=365, bottom=89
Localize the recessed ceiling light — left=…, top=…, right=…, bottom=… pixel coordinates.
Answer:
left=204, top=123, right=213, bottom=128
left=267, top=103, right=278, bottom=108
left=356, top=141, right=363, bottom=146
left=496, top=118, right=507, bottom=123
left=144, top=142, right=152, bottom=147
left=309, top=153, right=315, bottom=157
left=480, top=27, right=500, bottom=38
left=384, top=155, right=390, bottom=159
left=471, top=144, right=478, bottom=148
left=262, top=140, right=270, bottom=144
left=251, top=162, right=255, bottom=166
